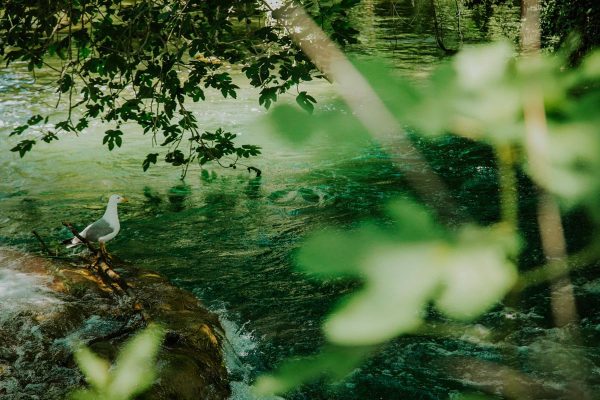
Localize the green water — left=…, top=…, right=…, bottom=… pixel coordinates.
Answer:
left=3, top=2, right=599, bottom=399
left=0, top=65, right=412, bottom=396
left=0, top=68, right=417, bottom=397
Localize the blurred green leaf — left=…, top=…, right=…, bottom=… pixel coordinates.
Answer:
left=269, top=104, right=314, bottom=144
left=74, top=347, right=110, bottom=389
left=581, top=50, right=600, bottom=79
left=253, top=346, right=369, bottom=396
left=452, top=394, right=495, bottom=400
left=299, top=199, right=518, bottom=346
left=296, top=229, right=365, bottom=277
left=296, top=200, right=444, bottom=279
left=385, top=199, right=444, bottom=241
left=353, top=58, right=421, bottom=119
left=270, top=98, right=371, bottom=152
left=324, top=244, right=441, bottom=345
left=453, top=42, right=513, bottom=91
left=107, top=324, right=165, bottom=400
left=435, top=226, right=519, bottom=320
left=527, top=121, right=600, bottom=203
left=71, top=324, right=165, bottom=400
left=69, top=390, right=96, bottom=400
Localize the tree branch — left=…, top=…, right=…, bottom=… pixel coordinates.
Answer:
left=32, top=230, right=52, bottom=255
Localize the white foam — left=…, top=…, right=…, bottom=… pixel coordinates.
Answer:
left=230, top=380, right=285, bottom=400
left=208, top=304, right=284, bottom=400
left=0, top=263, right=60, bottom=315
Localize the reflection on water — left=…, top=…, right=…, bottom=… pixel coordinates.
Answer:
left=167, top=183, right=192, bottom=212
left=349, top=0, right=521, bottom=80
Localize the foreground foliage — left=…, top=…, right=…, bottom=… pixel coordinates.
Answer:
left=254, top=40, right=600, bottom=396
left=71, top=324, right=165, bottom=400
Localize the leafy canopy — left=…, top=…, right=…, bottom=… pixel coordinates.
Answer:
left=1, top=0, right=359, bottom=175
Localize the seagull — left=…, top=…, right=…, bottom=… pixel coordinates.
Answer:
left=63, top=194, right=128, bottom=252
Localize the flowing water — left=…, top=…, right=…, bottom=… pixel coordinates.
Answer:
left=2, top=1, right=599, bottom=399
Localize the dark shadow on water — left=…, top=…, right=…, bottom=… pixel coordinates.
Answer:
left=244, top=176, right=262, bottom=200
left=168, top=183, right=192, bottom=212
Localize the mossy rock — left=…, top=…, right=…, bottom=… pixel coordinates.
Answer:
left=0, top=248, right=230, bottom=400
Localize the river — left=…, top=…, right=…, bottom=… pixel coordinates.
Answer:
left=2, top=1, right=599, bottom=399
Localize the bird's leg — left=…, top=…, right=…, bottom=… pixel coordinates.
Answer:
left=93, top=250, right=100, bottom=263
left=99, top=242, right=112, bottom=265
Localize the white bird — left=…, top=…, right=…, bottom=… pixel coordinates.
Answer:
left=63, top=194, right=128, bottom=249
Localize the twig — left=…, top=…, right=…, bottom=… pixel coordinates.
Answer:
left=247, top=166, right=262, bottom=177
left=518, top=244, right=600, bottom=289
left=86, top=320, right=140, bottom=346
left=31, top=230, right=52, bottom=255
left=95, top=258, right=130, bottom=293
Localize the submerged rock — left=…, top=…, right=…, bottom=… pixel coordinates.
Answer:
left=0, top=248, right=230, bottom=400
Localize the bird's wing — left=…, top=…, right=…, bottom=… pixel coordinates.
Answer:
left=63, top=222, right=93, bottom=246
left=79, top=223, right=93, bottom=237
left=82, top=218, right=114, bottom=242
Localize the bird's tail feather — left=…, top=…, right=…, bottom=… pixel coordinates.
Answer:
left=63, top=237, right=82, bottom=248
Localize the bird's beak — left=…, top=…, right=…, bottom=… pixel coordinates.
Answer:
left=120, top=197, right=129, bottom=203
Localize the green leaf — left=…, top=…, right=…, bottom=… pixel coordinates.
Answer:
left=385, top=199, right=444, bottom=242
left=74, top=347, right=110, bottom=389
left=352, top=57, right=420, bottom=120
left=103, top=129, right=124, bottom=151
left=296, top=91, right=317, bottom=113
left=296, top=200, right=443, bottom=279
left=527, top=121, right=600, bottom=201
left=435, top=226, right=519, bottom=320
left=75, top=118, right=89, bottom=131
left=59, top=74, right=73, bottom=93
left=165, top=150, right=186, bottom=166
left=298, top=201, right=518, bottom=346
left=452, top=395, right=495, bottom=400
left=107, top=324, right=165, bottom=400
left=453, top=41, right=513, bottom=91
left=581, top=50, right=600, bottom=79
left=69, top=389, right=96, bottom=400
left=253, top=346, right=369, bottom=396
left=259, top=87, right=278, bottom=109
left=9, top=124, right=29, bottom=137
left=296, top=229, right=365, bottom=277
left=79, top=46, right=91, bottom=59
left=10, top=140, right=36, bottom=157
left=269, top=105, right=314, bottom=144
left=323, top=244, right=441, bottom=345
left=27, top=114, right=43, bottom=125
left=142, top=153, right=159, bottom=172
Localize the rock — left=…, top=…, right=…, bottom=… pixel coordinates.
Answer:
left=0, top=248, right=230, bottom=400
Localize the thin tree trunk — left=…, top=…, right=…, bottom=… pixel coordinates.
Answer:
left=430, top=0, right=457, bottom=54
